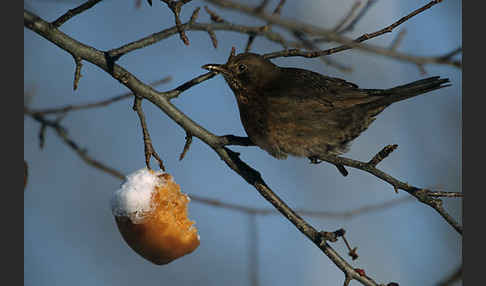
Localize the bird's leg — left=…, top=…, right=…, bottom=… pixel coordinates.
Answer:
left=308, top=156, right=348, bottom=177
left=334, top=164, right=349, bottom=177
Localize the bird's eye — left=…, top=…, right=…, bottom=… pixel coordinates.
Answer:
left=237, top=64, right=247, bottom=72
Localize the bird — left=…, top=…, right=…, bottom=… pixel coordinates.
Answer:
left=202, top=49, right=450, bottom=176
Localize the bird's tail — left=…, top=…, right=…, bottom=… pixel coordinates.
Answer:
left=361, top=76, right=451, bottom=111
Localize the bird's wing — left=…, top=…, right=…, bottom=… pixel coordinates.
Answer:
left=269, top=68, right=382, bottom=109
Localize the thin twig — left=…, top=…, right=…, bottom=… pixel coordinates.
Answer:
left=207, top=29, right=218, bottom=48
left=388, top=29, right=407, bottom=51
left=341, top=235, right=358, bottom=260
left=337, top=0, right=378, bottom=34
left=189, top=7, right=201, bottom=24
left=25, top=107, right=125, bottom=180
left=73, top=56, right=83, bottom=90
left=437, top=47, right=462, bottom=61
left=204, top=6, right=226, bottom=23
left=38, top=122, right=46, bottom=149
left=165, top=72, right=218, bottom=99
left=133, top=97, right=166, bottom=171
left=314, top=151, right=463, bottom=235
left=368, top=144, right=398, bottom=166
left=107, top=21, right=289, bottom=59
left=245, top=0, right=286, bottom=52
left=52, top=0, right=104, bottom=28
left=179, top=132, right=193, bottom=160
left=162, top=0, right=193, bottom=45
left=200, top=0, right=459, bottom=68
left=292, top=31, right=352, bottom=72
left=332, top=1, right=362, bottom=33
left=28, top=77, right=171, bottom=115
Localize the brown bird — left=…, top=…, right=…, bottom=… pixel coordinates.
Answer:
left=202, top=50, right=450, bottom=176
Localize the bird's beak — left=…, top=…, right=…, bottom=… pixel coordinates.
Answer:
left=201, top=64, right=231, bottom=77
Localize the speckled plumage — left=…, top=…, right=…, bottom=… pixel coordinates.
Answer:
left=203, top=52, right=450, bottom=162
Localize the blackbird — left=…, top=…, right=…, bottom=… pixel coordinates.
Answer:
left=202, top=50, right=450, bottom=176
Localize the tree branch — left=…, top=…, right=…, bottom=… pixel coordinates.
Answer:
left=316, top=151, right=463, bottom=235
left=72, top=55, right=83, bottom=90
left=25, top=10, right=383, bottom=285
left=52, top=0, right=104, bottom=28
left=107, top=21, right=289, bottom=60
left=133, top=97, right=165, bottom=170
left=204, top=0, right=459, bottom=69
left=24, top=6, right=461, bottom=284
left=27, top=77, right=171, bottom=115
left=25, top=106, right=413, bottom=220
left=161, top=0, right=193, bottom=45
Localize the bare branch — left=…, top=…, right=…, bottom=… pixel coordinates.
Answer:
left=179, top=132, right=193, bottom=160
left=368, top=144, right=398, bottom=166
left=133, top=97, right=166, bottom=171
left=25, top=107, right=125, bottom=180
left=107, top=21, right=289, bottom=59
left=25, top=12, right=381, bottom=284
left=162, top=0, right=193, bottom=45
left=73, top=56, right=83, bottom=90
left=218, top=135, right=254, bottom=146
left=292, top=31, right=352, bottom=72
left=428, top=191, right=463, bottom=198
left=189, top=7, right=201, bottom=24
left=337, top=0, right=377, bottom=34
left=204, top=6, right=226, bottom=23
left=38, top=121, right=46, bottom=149
left=437, top=47, right=462, bottom=61
left=24, top=8, right=460, bottom=285
left=245, top=0, right=286, bottom=52
left=165, top=72, right=218, bottom=100
left=388, top=29, right=407, bottom=51
left=26, top=103, right=411, bottom=220
left=321, top=229, right=358, bottom=260
left=201, top=0, right=459, bottom=69
left=52, top=0, right=104, bottom=28
left=332, top=1, right=362, bottom=33
left=315, top=151, right=463, bottom=235
left=27, top=77, right=171, bottom=115
left=207, top=29, right=218, bottom=48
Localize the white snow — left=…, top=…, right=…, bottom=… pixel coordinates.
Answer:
left=110, top=168, right=166, bottom=224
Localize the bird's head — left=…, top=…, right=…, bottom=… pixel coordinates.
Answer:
left=202, top=48, right=279, bottom=93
